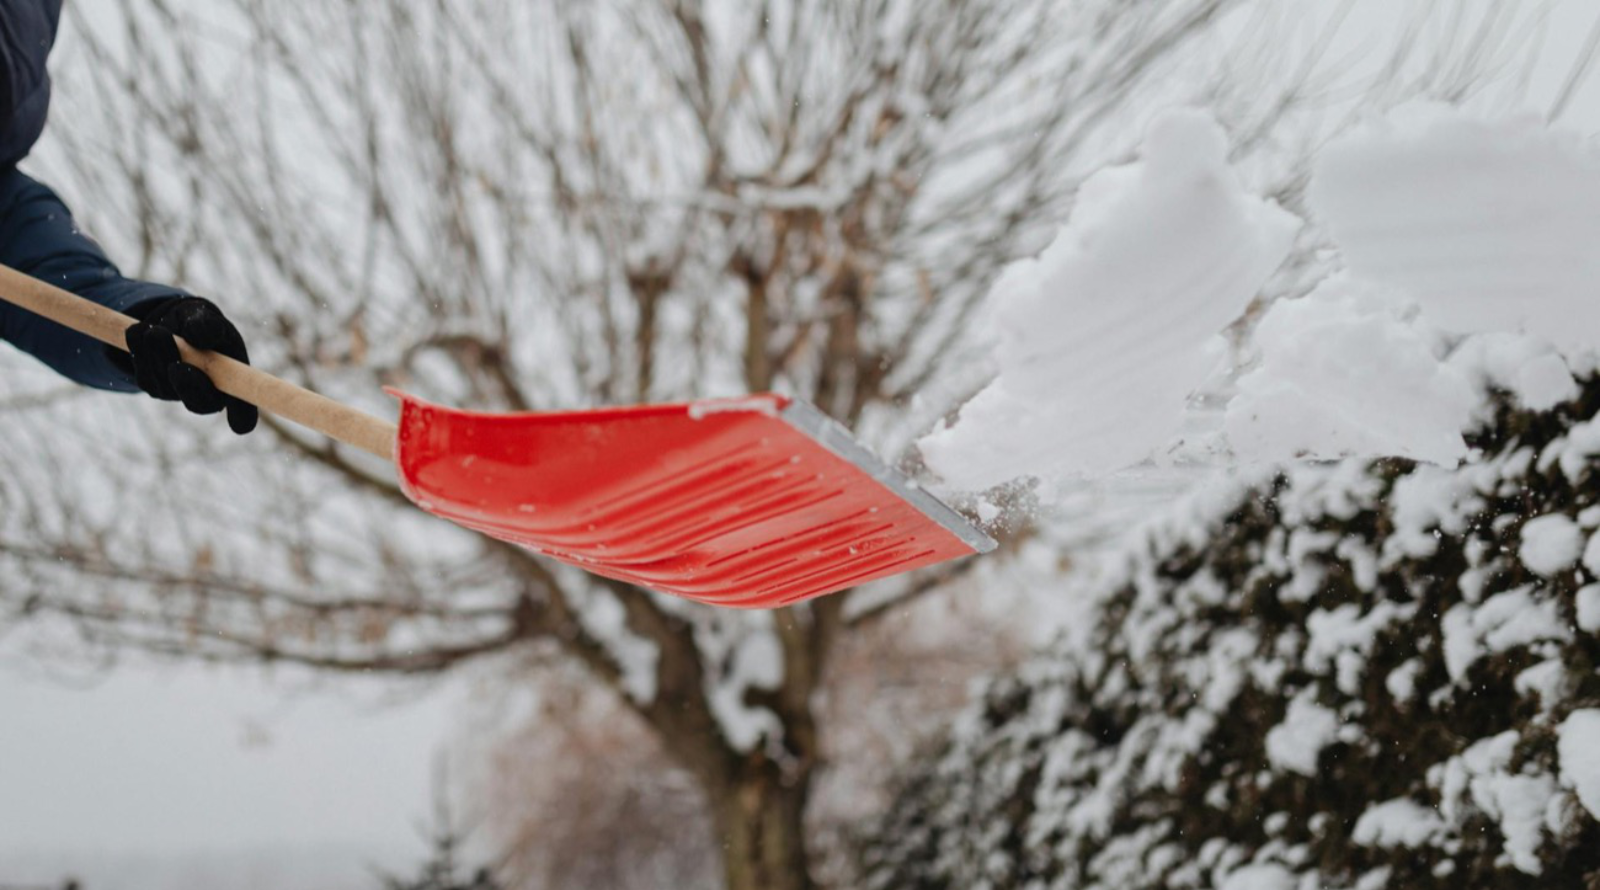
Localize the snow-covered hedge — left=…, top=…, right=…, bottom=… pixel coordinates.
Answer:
left=861, top=375, right=1600, bottom=889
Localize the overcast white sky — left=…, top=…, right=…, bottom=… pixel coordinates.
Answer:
left=4, top=0, right=1600, bottom=886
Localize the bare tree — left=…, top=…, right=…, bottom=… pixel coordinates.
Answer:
left=1, top=1, right=1578, bottom=887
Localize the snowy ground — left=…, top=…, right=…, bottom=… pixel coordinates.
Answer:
left=0, top=658, right=466, bottom=889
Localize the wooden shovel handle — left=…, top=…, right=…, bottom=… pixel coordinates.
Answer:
left=0, top=264, right=397, bottom=461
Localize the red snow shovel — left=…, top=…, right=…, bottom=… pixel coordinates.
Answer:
left=0, top=265, right=994, bottom=608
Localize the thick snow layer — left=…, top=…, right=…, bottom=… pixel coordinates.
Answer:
left=1225, top=279, right=1477, bottom=464
left=1352, top=798, right=1447, bottom=849
left=920, top=109, right=1298, bottom=487
left=1559, top=710, right=1600, bottom=821
left=1519, top=514, right=1584, bottom=577
left=1308, top=104, right=1600, bottom=350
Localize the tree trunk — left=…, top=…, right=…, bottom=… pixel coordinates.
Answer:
left=711, top=760, right=815, bottom=890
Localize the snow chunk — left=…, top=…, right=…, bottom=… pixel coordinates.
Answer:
left=1513, top=659, right=1569, bottom=705
left=1309, top=104, right=1600, bottom=351
left=976, top=498, right=1000, bottom=524
left=1558, top=710, right=1600, bottom=821
left=1265, top=689, right=1340, bottom=777
left=1583, top=533, right=1600, bottom=577
left=1352, top=798, right=1447, bottom=848
left=1219, top=863, right=1296, bottom=890
left=1433, top=732, right=1562, bottom=875
left=1385, top=658, right=1424, bottom=704
left=1521, top=514, right=1583, bottom=577
left=920, top=109, right=1299, bottom=487
left=1385, top=465, right=1479, bottom=561
left=1476, top=774, right=1561, bottom=874
left=1448, top=333, right=1578, bottom=411
left=1305, top=601, right=1414, bottom=695
left=1541, top=415, right=1600, bottom=483
left=1577, top=584, right=1600, bottom=634
left=1225, top=279, right=1477, bottom=464
left=573, top=591, right=659, bottom=704
left=699, top=613, right=786, bottom=752
left=1441, top=588, right=1570, bottom=682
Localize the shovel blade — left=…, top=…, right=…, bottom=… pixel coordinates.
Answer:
left=392, top=392, right=994, bottom=609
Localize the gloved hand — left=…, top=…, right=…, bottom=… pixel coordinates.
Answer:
left=123, top=296, right=259, bottom=435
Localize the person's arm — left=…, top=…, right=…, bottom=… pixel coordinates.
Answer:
left=0, top=169, right=182, bottom=390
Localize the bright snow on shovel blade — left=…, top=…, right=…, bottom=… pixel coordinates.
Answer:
left=392, top=392, right=993, bottom=608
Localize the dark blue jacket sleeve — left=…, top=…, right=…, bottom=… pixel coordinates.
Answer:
left=0, top=168, right=189, bottom=391
left=0, top=2, right=181, bottom=392
left=0, top=0, right=62, bottom=169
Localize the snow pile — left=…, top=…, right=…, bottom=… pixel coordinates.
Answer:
left=1222, top=105, right=1600, bottom=465
left=1224, top=279, right=1478, bottom=464
left=919, top=109, right=1299, bottom=487
left=929, top=103, right=1600, bottom=488
left=1215, top=104, right=1600, bottom=466
left=862, top=373, right=1600, bottom=888
left=1307, top=104, right=1600, bottom=350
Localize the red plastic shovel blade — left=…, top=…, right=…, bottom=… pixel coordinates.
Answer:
left=391, top=392, right=995, bottom=609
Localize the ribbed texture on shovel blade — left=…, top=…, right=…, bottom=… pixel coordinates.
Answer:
left=393, top=392, right=994, bottom=609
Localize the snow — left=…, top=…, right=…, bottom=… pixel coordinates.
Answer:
left=1583, top=533, right=1600, bottom=577
left=1540, top=414, right=1600, bottom=483
left=1513, top=660, right=1569, bottom=705
left=1448, top=333, right=1579, bottom=412
left=1304, top=602, right=1414, bottom=695
left=1440, top=588, right=1570, bottom=682
left=1519, top=513, right=1584, bottom=577
left=1264, top=690, right=1340, bottom=777
left=924, top=103, right=1600, bottom=496
left=1218, top=863, right=1296, bottom=890
left=686, top=394, right=783, bottom=419
left=1307, top=103, right=1600, bottom=350
left=1351, top=798, right=1446, bottom=849
left=976, top=499, right=1001, bottom=524
left=572, top=589, right=660, bottom=705
left=1224, top=278, right=1477, bottom=464
left=1224, top=104, right=1600, bottom=469
left=1558, top=710, right=1600, bottom=821
left=919, top=109, right=1299, bottom=487
left=1384, top=658, right=1424, bottom=704
left=1432, top=732, right=1563, bottom=876
left=1472, top=773, right=1561, bottom=875
left=698, top=612, right=786, bottom=752
left=1577, top=584, right=1600, bottom=634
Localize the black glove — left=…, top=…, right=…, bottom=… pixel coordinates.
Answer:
left=123, top=296, right=258, bottom=435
